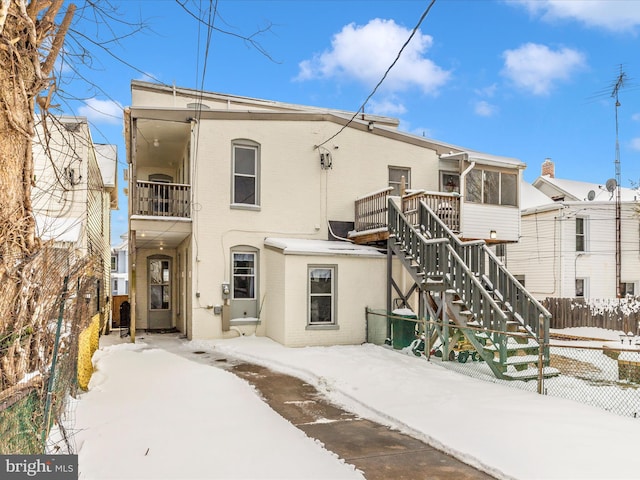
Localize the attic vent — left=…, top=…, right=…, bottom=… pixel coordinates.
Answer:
left=63, top=122, right=82, bottom=132
left=186, top=102, right=210, bottom=110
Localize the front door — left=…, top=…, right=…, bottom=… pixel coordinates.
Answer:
left=148, top=256, right=172, bottom=330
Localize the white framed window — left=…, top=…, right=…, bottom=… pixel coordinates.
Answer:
left=465, top=169, right=517, bottom=206
left=388, top=166, right=411, bottom=196
left=576, top=217, right=586, bottom=252
left=232, top=252, right=256, bottom=300
left=440, top=171, right=460, bottom=193
left=576, top=278, right=587, bottom=298
left=514, top=275, right=525, bottom=288
left=232, top=141, right=260, bottom=206
left=308, top=266, right=336, bottom=325
left=111, top=255, right=118, bottom=271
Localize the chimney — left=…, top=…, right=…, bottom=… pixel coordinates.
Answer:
left=541, top=158, right=554, bottom=178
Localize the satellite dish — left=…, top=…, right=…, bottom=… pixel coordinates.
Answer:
left=587, top=190, right=596, bottom=201
left=605, top=178, right=617, bottom=193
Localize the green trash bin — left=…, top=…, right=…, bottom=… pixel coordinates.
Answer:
left=392, top=313, right=417, bottom=350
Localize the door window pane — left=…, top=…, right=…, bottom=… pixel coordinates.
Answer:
left=149, top=259, right=170, bottom=310
left=233, top=252, right=255, bottom=299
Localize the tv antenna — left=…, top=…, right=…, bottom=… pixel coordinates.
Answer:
left=611, top=66, right=625, bottom=298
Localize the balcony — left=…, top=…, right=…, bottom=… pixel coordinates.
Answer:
left=351, top=188, right=460, bottom=244
left=134, top=180, right=191, bottom=218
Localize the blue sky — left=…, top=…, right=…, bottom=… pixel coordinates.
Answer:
left=57, top=0, right=640, bottom=243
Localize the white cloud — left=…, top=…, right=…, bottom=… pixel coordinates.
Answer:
left=630, top=137, right=640, bottom=151
left=296, top=19, right=450, bottom=95
left=632, top=113, right=640, bottom=122
left=501, top=43, right=586, bottom=95
left=510, top=0, right=640, bottom=32
left=474, top=83, right=498, bottom=98
left=474, top=100, right=498, bottom=117
left=367, top=98, right=407, bottom=116
left=78, top=98, right=123, bottom=125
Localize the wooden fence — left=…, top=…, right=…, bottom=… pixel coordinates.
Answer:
left=544, top=297, right=640, bottom=334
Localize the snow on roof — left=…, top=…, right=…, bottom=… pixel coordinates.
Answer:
left=520, top=180, right=556, bottom=211
left=535, top=175, right=638, bottom=202
left=265, top=238, right=385, bottom=257
left=464, top=149, right=525, bottom=168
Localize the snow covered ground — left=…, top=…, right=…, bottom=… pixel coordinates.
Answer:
left=66, top=328, right=640, bottom=480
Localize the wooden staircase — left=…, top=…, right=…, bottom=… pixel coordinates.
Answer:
left=387, top=198, right=559, bottom=381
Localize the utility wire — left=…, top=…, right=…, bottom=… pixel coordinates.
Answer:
left=316, top=0, right=437, bottom=148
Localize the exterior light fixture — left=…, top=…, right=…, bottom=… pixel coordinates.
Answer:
left=490, top=230, right=497, bottom=239
left=153, top=138, right=160, bottom=147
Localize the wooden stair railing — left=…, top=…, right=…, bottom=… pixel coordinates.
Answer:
left=388, top=198, right=557, bottom=380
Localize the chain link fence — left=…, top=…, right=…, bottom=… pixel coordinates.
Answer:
left=366, top=308, right=640, bottom=419
left=0, top=246, right=100, bottom=454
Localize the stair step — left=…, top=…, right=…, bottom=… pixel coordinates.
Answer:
left=502, top=366, right=560, bottom=381
left=484, top=338, right=539, bottom=352
left=504, top=354, right=539, bottom=366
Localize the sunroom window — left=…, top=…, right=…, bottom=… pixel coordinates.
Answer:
left=465, top=169, right=517, bottom=206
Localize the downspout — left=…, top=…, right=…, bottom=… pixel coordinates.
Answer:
left=459, top=161, right=476, bottom=237
left=556, top=208, right=565, bottom=297
left=189, top=117, right=199, bottom=340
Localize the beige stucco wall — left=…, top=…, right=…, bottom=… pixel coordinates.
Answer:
left=184, top=117, right=440, bottom=339
left=264, top=249, right=386, bottom=347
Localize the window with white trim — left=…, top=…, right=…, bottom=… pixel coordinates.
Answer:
left=111, top=255, right=118, bottom=271
left=465, top=169, right=517, bottom=206
left=576, top=217, right=586, bottom=252
left=388, top=167, right=411, bottom=196
left=232, top=141, right=260, bottom=206
left=308, top=266, right=336, bottom=325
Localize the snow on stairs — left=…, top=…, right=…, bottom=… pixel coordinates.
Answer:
left=484, top=336, right=560, bottom=380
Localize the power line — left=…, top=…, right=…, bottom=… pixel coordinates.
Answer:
left=316, top=0, right=437, bottom=148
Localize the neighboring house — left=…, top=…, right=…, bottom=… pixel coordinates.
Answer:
left=124, top=81, right=528, bottom=348
left=507, top=159, right=639, bottom=300
left=32, top=115, right=118, bottom=330
left=111, top=233, right=129, bottom=296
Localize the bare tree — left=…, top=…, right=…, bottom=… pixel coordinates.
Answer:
left=0, top=1, right=74, bottom=265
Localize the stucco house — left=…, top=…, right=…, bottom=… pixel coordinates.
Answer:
left=32, top=115, right=118, bottom=330
left=506, top=159, right=639, bottom=300
left=124, top=80, right=548, bottom=376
